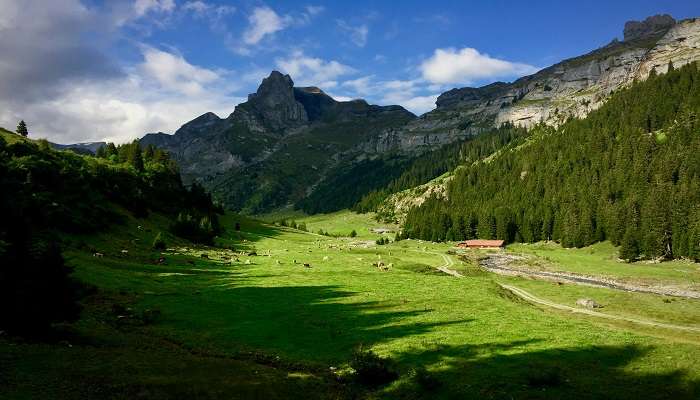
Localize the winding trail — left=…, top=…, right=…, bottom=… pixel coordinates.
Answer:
left=480, top=253, right=700, bottom=299
left=428, top=252, right=463, bottom=277
left=499, top=283, right=700, bottom=333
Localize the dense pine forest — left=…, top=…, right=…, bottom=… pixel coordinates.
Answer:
left=298, top=125, right=529, bottom=214
left=402, top=62, right=700, bottom=261
left=0, top=134, right=220, bottom=334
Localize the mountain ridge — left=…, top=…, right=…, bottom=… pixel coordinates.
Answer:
left=139, top=14, right=700, bottom=213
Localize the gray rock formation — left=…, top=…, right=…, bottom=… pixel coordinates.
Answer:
left=624, top=14, right=676, bottom=41
left=139, top=15, right=700, bottom=212
left=372, top=16, right=700, bottom=155
left=140, top=70, right=414, bottom=210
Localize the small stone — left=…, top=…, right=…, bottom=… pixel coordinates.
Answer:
left=576, top=298, right=602, bottom=309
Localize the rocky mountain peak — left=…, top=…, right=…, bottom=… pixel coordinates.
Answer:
left=249, top=70, right=295, bottom=101
left=244, top=70, right=308, bottom=130
left=623, top=14, right=676, bottom=41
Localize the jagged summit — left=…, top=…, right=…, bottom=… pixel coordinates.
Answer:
left=138, top=13, right=700, bottom=213
left=623, top=14, right=676, bottom=41
left=242, top=70, right=308, bottom=130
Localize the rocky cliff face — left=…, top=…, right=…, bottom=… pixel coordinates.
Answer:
left=140, top=14, right=700, bottom=213
left=366, top=15, right=700, bottom=155
left=141, top=71, right=414, bottom=211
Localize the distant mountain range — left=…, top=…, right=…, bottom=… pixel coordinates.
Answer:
left=50, top=141, right=106, bottom=155
left=134, top=14, right=700, bottom=214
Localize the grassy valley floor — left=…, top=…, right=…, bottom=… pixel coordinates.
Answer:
left=2, top=211, right=700, bottom=399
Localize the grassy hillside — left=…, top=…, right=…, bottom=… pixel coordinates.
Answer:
left=0, top=132, right=221, bottom=335
left=205, top=109, right=414, bottom=214
left=3, top=209, right=700, bottom=398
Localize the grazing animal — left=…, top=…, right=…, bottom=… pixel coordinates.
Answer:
left=93, top=252, right=104, bottom=257
left=245, top=259, right=251, bottom=265
left=323, top=256, right=330, bottom=261
left=121, top=250, right=129, bottom=254
left=157, top=257, right=166, bottom=264
left=276, top=260, right=281, bottom=265
left=303, top=263, right=311, bottom=268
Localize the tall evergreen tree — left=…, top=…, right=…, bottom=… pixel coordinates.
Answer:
left=16, top=120, right=28, bottom=137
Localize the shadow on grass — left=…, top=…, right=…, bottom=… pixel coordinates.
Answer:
left=385, top=342, right=700, bottom=400
left=172, top=284, right=470, bottom=364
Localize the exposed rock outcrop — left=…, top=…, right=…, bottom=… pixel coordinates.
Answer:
left=624, top=14, right=676, bottom=41
left=377, top=16, right=700, bottom=154
left=138, top=15, right=700, bottom=212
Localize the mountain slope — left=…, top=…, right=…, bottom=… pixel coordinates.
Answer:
left=141, top=71, right=415, bottom=213
left=369, top=15, right=700, bottom=154
left=140, top=14, right=700, bottom=215
left=400, top=61, right=700, bottom=261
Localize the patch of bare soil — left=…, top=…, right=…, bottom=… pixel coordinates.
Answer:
left=480, top=253, right=700, bottom=299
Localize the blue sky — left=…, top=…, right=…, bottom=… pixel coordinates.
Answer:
left=1, top=0, right=699, bottom=143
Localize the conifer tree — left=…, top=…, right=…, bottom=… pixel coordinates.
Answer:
left=16, top=120, right=28, bottom=137
left=129, top=141, right=144, bottom=172
left=620, top=227, right=640, bottom=262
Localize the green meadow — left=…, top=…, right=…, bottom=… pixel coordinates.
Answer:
left=3, top=211, right=700, bottom=399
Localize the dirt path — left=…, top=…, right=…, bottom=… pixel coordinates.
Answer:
left=429, top=252, right=463, bottom=277
left=499, top=284, right=700, bottom=333
left=480, top=253, right=700, bottom=299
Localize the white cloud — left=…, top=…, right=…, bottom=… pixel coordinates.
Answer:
left=327, top=94, right=355, bottom=102
left=276, top=51, right=356, bottom=88
left=0, top=43, right=245, bottom=144
left=396, top=94, right=439, bottom=115
left=183, top=1, right=235, bottom=17
left=234, top=5, right=323, bottom=55
left=420, top=47, right=538, bottom=84
left=337, top=20, right=369, bottom=47
left=338, top=75, right=437, bottom=115
left=341, top=75, right=374, bottom=96
left=243, top=6, right=290, bottom=45
left=182, top=1, right=208, bottom=14
left=304, top=5, right=324, bottom=16
left=140, top=46, right=220, bottom=96
left=134, top=0, right=175, bottom=17
left=378, top=80, right=438, bottom=115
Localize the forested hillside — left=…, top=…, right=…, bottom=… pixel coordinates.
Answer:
left=402, top=62, right=700, bottom=261
left=0, top=134, right=220, bottom=334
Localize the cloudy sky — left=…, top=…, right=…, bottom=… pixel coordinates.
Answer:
left=1, top=0, right=699, bottom=144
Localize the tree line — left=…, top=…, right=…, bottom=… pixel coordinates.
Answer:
left=402, top=62, right=700, bottom=261
left=0, top=134, right=221, bottom=335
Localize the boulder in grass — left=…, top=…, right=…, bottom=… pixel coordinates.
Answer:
left=576, top=298, right=602, bottom=309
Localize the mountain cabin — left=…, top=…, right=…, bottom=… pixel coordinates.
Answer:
left=456, top=240, right=505, bottom=249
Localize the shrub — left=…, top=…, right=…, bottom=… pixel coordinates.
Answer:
left=171, top=212, right=218, bottom=244
left=414, top=367, right=441, bottom=391
left=350, top=230, right=357, bottom=238
left=526, top=367, right=564, bottom=388
left=375, top=237, right=390, bottom=245
left=350, top=346, right=398, bottom=386
left=0, top=233, right=82, bottom=335
left=152, top=232, right=166, bottom=250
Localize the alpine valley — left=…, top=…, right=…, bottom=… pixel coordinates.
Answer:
left=141, top=15, right=700, bottom=215
left=6, top=6, right=700, bottom=399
